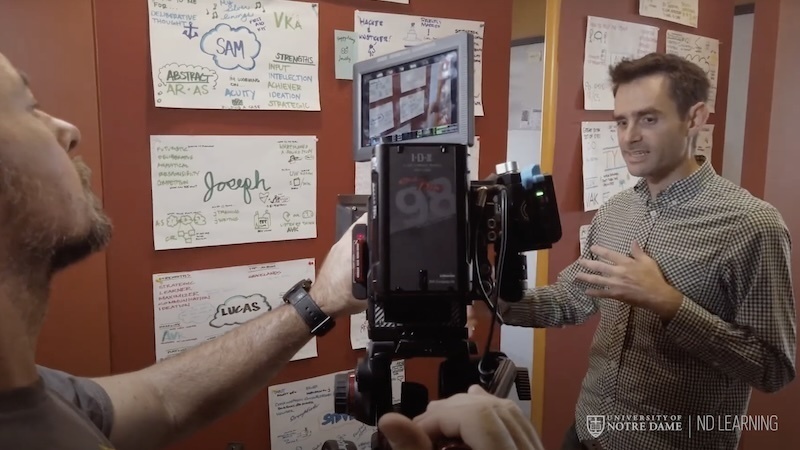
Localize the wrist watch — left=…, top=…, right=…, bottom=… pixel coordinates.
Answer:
left=283, top=279, right=335, bottom=336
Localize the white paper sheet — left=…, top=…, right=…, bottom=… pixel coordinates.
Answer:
left=639, top=0, right=699, bottom=28
left=150, top=135, right=317, bottom=250
left=399, top=90, right=426, bottom=123
left=581, top=121, right=639, bottom=211
left=354, top=161, right=371, bottom=195
left=354, top=10, right=485, bottom=116
left=509, top=43, right=545, bottom=132
left=372, top=0, right=410, bottom=4
left=334, top=30, right=358, bottom=80
left=148, top=0, right=320, bottom=110
left=353, top=136, right=480, bottom=195
left=268, top=361, right=405, bottom=449
left=584, top=16, right=659, bottom=110
left=350, top=311, right=369, bottom=349
left=153, top=258, right=317, bottom=362
left=696, top=124, right=714, bottom=161
left=469, top=136, right=480, bottom=181
left=666, top=30, right=719, bottom=113
left=401, top=66, right=427, bottom=92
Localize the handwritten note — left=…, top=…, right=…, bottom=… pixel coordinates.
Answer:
left=354, top=10, right=485, bottom=116
left=268, top=361, right=405, bottom=449
left=581, top=121, right=639, bottom=211
left=334, top=30, right=358, bottom=80
left=147, top=0, right=320, bottom=110
left=639, top=0, right=699, bottom=28
left=353, top=136, right=480, bottom=195
left=150, top=135, right=317, bottom=250
left=584, top=16, right=659, bottom=110
left=153, top=258, right=317, bottom=362
left=696, top=124, right=714, bottom=162
left=666, top=30, right=719, bottom=113
left=350, top=312, right=369, bottom=349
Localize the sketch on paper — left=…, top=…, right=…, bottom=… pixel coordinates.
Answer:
left=153, top=258, right=318, bottom=362
left=268, top=361, right=406, bottom=449
left=581, top=121, right=639, bottom=211
left=583, top=16, right=658, bottom=110
left=148, top=0, right=320, bottom=110
left=150, top=135, right=317, bottom=250
left=354, top=10, right=485, bottom=116
left=666, top=30, right=719, bottom=112
left=639, top=0, right=699, bottom=28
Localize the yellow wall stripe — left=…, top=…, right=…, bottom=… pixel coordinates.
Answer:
left=531, top=0, right=561, bottom=436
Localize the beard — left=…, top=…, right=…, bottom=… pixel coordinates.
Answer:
left=1, top=157, right=113, bottom=277
left=48, top=158, right=113, bottom=272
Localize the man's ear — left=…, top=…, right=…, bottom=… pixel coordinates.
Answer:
left=687, top=101, right=710, bottom=135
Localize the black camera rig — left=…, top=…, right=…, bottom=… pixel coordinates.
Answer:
left=331, top=143, right=561, bottom=450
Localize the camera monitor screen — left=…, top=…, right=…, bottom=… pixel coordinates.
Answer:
left=352, top=32, right=474, bottom=162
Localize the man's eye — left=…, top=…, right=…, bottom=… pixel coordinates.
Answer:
left=642, top=116, right=657, bottom=124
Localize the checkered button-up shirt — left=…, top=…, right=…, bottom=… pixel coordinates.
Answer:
left=500, top=162, right=797, bottom=450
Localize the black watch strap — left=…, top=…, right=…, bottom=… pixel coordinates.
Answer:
left=283, top=279, right=335, bottom=336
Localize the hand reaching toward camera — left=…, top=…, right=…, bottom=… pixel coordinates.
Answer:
left=378, top=385, right=545, bottom=450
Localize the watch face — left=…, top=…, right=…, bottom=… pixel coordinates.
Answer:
left=285, top=280, right=310, bottom=303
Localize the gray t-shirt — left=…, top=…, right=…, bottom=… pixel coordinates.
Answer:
left=0, top=365, right=115, bottom=449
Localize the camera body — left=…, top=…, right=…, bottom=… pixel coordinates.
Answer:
left=335, top=142, right=562, bottom=434
left=353, top=142, right=561, bottom=340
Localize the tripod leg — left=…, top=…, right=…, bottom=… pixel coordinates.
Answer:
left=439, top=352, right=480, bottom=399
left=399, top=381, right=428, bottom=419
left=366, top=343, right=394, bottom=423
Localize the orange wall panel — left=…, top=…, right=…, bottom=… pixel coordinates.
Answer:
left=740, top=0, right=800, bottom=448
left=0, top=0, right=111, bottom=377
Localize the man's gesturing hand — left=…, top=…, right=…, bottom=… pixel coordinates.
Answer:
left=378, top=385, right=544, bottom=450
left=575, top=241, right=684, bottom=320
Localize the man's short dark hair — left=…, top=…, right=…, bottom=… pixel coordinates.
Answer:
left=609, top=52, right=710, bottom=118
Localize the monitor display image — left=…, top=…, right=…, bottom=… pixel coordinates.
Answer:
left=352, top=32, right=474, bottom=161
left=360, top=50, right=459, bottom=149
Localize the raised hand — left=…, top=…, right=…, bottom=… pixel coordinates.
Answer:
left=575, top=241, right=684, bottom=320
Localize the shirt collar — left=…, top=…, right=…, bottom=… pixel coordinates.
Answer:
left=633, top=160, right=715, bottom=205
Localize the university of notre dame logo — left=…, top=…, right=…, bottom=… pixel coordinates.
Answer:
left=586, top=415, right=605, bottom=438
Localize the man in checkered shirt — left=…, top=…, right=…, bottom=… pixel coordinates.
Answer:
left=499, top=53, right=797, bottom=450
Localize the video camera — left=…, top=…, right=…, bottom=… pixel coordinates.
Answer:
left=331, top=32, right=562, bottom=450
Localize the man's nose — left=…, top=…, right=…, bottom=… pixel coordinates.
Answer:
left=623, top=124, right=642, bottom=144
left=53, top=117, right=81, bottom=152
